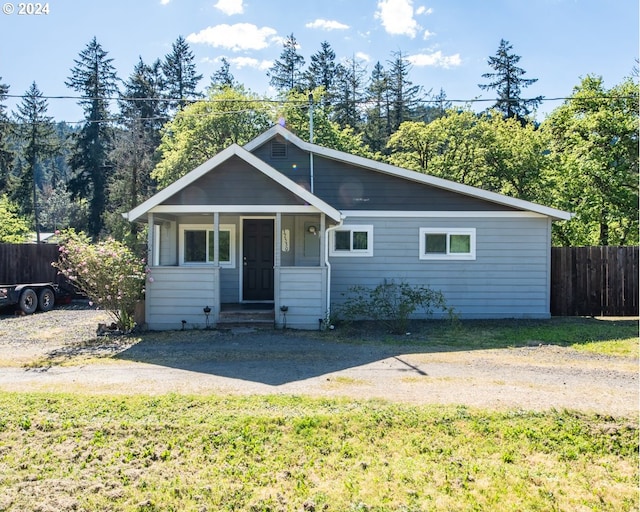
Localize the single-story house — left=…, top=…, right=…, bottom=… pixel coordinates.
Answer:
left=124, top=124, right=572, bottom=330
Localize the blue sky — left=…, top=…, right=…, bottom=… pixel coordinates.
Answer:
left=1, top=0, right=637, bottom=123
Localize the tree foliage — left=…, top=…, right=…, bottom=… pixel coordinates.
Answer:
left=479, top=39, right=542, bottom=121
left=542, top=76, right=639, bottom=245
left=268, top=33, right=306, bottom=94
left=11, top=82, right=58, bottom=235
left=0, top=195, right=30, bottom=243
left=152, top=86, right=272, bottom=188
left=65, top=37, right=119, bottom=238
left=162, top=36, right=203, bottom=112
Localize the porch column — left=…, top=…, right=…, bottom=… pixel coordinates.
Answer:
left=147, top=212, right=154, bottom=266
left=212, top=212, right=220, bottom=265
left=319, top=213, right=325, bottom=265
left=274, top=212, right=282, bottom=267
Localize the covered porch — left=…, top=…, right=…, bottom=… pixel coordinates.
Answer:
left=144, top=209, right=334, bottom=330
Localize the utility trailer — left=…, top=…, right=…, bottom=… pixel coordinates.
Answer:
left=0, top=283, right=58, bottom=314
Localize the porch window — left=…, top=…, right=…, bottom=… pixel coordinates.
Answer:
left=419, top=228, right=476, bottom=260
left=330, top=225, right=373, bottom=257
left=179, top=224, right=236, bottom=267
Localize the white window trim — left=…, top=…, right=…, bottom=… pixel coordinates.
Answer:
left=329, top=224, right=374, bottom=257
left=179, top=224, right=236, bottom=268
left=419, top=227, right=476, bottom=260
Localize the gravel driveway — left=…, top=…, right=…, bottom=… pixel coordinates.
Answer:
left=0, top=303, right=637, bottom=416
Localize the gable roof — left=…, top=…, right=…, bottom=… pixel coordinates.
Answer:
left=244, top=124, right=572, bottom=221
left=125, top=143, right=342, bottom=222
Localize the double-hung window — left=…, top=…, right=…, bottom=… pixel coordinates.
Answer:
left=179, top=224, right=236, bottom=267
left=330, top=225, right=373, bottom=257
left=419, top=228, right=476, bottom=260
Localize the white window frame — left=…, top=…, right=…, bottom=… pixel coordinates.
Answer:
left=329, top=225, right=374, bottom=257
left=179, top=224, right=236, bottom=267
left=419, top=227, right=476, bottom=260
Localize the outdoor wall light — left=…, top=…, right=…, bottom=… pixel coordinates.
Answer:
left=307, top=225, right=318, bottom=235
left=203, top=305, right=211, bottom=329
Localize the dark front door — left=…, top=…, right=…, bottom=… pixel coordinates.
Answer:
left=243, top=219, right=274, bottom=301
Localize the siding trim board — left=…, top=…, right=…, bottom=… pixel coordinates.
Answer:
left=341, top=210, right=547, bottom=218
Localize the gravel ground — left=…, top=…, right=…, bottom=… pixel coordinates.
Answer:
left=0, top=302, right=637, bottom=416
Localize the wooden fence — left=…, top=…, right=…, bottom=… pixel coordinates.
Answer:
left=0, top=243, right=62, bottom=285
left=551, top=246, right=639, bottom=316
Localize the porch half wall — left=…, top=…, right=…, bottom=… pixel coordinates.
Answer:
left=275, top=266, right=327, bottom=329
left=146, top=266, right=220, bottom=330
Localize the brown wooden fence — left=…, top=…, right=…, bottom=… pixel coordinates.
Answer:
left=0, top=243, right=62, bottom=285
left=551, top=246, right=639, bottom=316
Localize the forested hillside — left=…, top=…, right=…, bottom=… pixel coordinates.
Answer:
left=0, top=36, right=637, bottom=247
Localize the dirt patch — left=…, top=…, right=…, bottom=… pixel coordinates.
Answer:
left=0, top=303, right=637, bottom=416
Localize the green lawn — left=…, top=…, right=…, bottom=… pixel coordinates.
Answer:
left=0, top=393, right=637, bottom=511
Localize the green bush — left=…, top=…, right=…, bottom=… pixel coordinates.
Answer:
left=53, top=229, right=146, bottom=331
left=339, top=280, right=454, bottom=333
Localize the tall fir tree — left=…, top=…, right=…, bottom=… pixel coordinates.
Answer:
left=12, top=82, right=57, bottom=241
left=0, top=77, right=13, bottom=196
left=65, top=37, right=119, bottom=238
left=363, top=61, right=391, bottom=152
left=268, top=33, right=306, bottom=94
left=209, top=57, right=236, bottom=91
left=387, top=51, right=423, bottom=132
left=162, top=36, right=203, bottom=112
left=478, top=39, right=542, bottom=121
left=332, top=56, right=366, bottom=129
left=106, top=57, right=168, bottom=243
left=305, top=41, right=337, bottom=105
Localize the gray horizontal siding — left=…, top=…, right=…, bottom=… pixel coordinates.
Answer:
left=146, top=267, right=219, bottom=330
left=330, top=216, right=551, bottom=319
left=277, top=267, right=327, bottom=329
left=250, top=140, right=517, bottom=212
left=162, top=156, right=306, bottom=206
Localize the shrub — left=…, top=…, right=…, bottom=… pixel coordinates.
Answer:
left=53, top=229, right=146, bottom=331
left=338, top=280, right=453, bottom=334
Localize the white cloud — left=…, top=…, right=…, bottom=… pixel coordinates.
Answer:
left=305, top=19, right=350, bottom=30
left=407, top=51, right=461, bottom=68
left=214, top=0, right=243, bottom=15
left=375, top=0, right=419, bottom=38
left=187, top=23, right=278, bottom=51
left=423, top=29, right=435, bottom=40
left=355, top=51, right=371, bottom=62
left=160, top=0, right=171, bottom=5
left=415, top=6, right=432, bottom=15
left=229, top=56, right=272, bottom=70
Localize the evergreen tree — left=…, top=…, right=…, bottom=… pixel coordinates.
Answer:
left=305, top=41, right=336, bottom=104
left=65, top=37, right=119, bottom=238
left=387, top=51, right=424, bottom=132
left=106, top=57, right=168, bottom=242
left=119, top=57, right=167, bottom=147
left=162, top=36, right=203, bottom=112
left=478, top=39, right=542, bottom=121
left=268, top=33, right=306, bottom=94
left=12, top=82, right=57, bottom=241
left=332, top=56, right=366, bottom=129
left=363, top=61, right=391, bottom=152
left=209, top=57, right=236, bottom=91
left=0, top=77, right=13, bottom=195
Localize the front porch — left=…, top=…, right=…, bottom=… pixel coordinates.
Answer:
left=143, top=211, right=333, bottom=330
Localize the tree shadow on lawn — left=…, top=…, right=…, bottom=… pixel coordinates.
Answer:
left=113, top=317, right=637, bottom=386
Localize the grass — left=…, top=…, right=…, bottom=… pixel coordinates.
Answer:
left=0, top=393, right=637, bottom=511
left=336, top=317, right=639, bottom=358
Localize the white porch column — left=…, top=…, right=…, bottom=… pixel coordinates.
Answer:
left=147, top=212, right=155, bottom=266
left=213, top=212, right=220, bottom=265
left=275, top=212, right=282, bottom=267
left=319, top=213, right=325, bottom=265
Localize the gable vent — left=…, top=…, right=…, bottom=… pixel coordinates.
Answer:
left=271, top=140, right=287, bottom=158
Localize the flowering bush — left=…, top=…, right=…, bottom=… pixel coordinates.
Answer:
left=53, top=229, right=146, bottom=331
